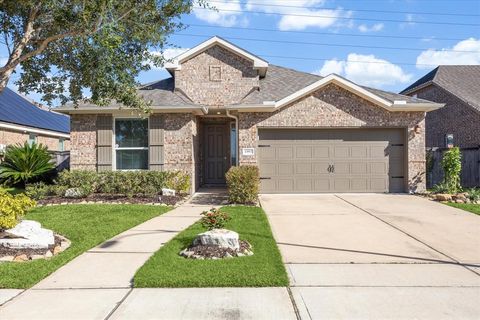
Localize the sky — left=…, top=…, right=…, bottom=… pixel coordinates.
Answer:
left=1, top=0, right=480, bottom=106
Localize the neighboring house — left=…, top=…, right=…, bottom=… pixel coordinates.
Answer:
left=0, top=87, right=70, bottom=152
left=401, top=65, right=480, bottom=148
left=57, top=36, right=442, bottom=194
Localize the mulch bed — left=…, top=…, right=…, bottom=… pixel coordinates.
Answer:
left=0, top=235, right=62, bottom=259
left=37, top=193, right=185, bottom=206
left=180, top=240, right=253, bottom=259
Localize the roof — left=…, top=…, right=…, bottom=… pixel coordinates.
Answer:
left=241, top=64, right=430, bottom=106
left=0, top=87, right=70, bottom=134
left=401, top=65, right=480, bottom=112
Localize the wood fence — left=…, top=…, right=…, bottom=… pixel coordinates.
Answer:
left=426, top=147, right=480, bottom=189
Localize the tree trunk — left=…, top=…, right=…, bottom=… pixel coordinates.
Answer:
left=0, top=67, right=14, bottom=92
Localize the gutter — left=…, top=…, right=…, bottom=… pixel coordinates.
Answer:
left=0, top=121, right=70, bottom=139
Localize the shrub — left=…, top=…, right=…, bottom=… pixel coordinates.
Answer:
left=225, top=165, right=259, bottom=204
left=440, top=147, right=462, bottom=194
left=56, top=170, right=98, bottom=196
left=200, top=208, right=231, bottom=230
left=466, top=188, right=480, bottom=203
left=0, top=142, right=55, bottom=186
left=26, top=182, right=52, bottom=200
left=0, top=189, right=36, bottom=230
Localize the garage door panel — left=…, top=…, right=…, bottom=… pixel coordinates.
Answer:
left=258, top=129, right=405, bottom=193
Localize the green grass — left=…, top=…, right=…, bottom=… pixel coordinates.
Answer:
left=0, top=204, right=170, bottom=288
left=134, top=206, right=288, bottom=288
left=447, top=203, right=480, bottom=215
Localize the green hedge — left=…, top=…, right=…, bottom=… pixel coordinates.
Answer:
left=26, top=170, right=190, bottom=199
left=225, top=165, right=259, bottom=204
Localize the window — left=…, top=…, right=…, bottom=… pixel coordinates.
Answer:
left=58, top=138, right=65, bottom=151
left=115, top=118, right=148, bottom=170
left=230, top=122, right=237, bottom=166
left=209, top=65, right=222, bottom=81
left=28, top=133, right=37, bottom=146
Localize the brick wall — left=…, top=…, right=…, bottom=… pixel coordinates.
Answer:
left=0, top=128, right=69, bottom=151
left=237, top=83, right=427, bottom=192
left=70, top=114, right=97, bottom=170
left=407, top=84, right=480, bottom=148
left=174, top=45, right=259, bottom=107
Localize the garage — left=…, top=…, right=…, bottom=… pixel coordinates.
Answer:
left=258, top=128, right=406, bottom=193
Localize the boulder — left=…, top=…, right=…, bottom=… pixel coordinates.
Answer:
left=0, top=220, right=55, bottom=249
left=435, top=194, right=452, bottom=202
left=64, top=188, right=85, bottom=198
left=162, top=188, right=176, bottom=196
left=193, top=229, right=240, bottom=250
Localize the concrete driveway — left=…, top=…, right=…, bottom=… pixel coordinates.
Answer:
left=261, top=194, right=480, bottom=320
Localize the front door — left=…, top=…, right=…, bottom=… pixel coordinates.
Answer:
left=204, top=124, right=229, bottom=185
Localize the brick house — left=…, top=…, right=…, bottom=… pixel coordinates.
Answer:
left=57, top=36, right=443, bottom=194
left=0, top=87, right=70, bottom=152
left=401, top=65, right=480, bottom=148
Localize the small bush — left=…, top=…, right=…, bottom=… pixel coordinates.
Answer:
left=226, top=165, right=259, bottom=204
left=0, top=189, right=36, bottom=230
left=0, top=142, right=55, bottom=186
left=466, top=188, right=480, bottom=203
left=56, top=170, right=98, bottom=196
left=200, top=208, right=231, bottom=230
left=440, top=147, right=462, bottom=194
left=26, top=182, right=52, bottom=200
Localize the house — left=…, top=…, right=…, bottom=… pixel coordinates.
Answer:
left=401, top=65, right=480, bottom=148
left=0, top=87, right=70, bottom=152
left=57, top=36, right=443, bottom=194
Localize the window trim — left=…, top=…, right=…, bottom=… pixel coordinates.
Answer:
left=112, top=116, right=150, bottom=171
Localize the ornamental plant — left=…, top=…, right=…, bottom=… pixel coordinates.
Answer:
left=0, top=142, right=55, bottom=186
left=439, top=147, right=462, bottom=194
left=0, top=189, right=36, bottom=230
left=200, top=208, right=231, bottom=230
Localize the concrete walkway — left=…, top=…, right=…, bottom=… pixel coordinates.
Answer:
left=261, top=194, right=480, bottom=320
left=0, top=190, right=297, bottom=320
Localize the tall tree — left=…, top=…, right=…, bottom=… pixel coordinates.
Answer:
left=0, top=0, right=201, bottom=110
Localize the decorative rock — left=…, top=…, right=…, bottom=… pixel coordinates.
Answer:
left=30, top=254, right=45, bottom=260
left=0, top=220, right=55, bottom=249
left=13, top=254, right=28, bottom=262
left=64, top=188, right=85, bottom=198
left=224, top=253, right=233, bottom=258
left=435, top=194, right=452, bottom=202
left=162, top=188, right=176, bottom=196
left=455, top=199, right=465, bottom=203
left=53, top=245, right=62, bottom=255
left=193, top=229, right=240, bottom=250
left=0, top=255, right=14, bottom=262
left=44, top=250, right=53, bottom=258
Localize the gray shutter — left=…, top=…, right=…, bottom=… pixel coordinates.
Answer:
left=96, top=115, right=113, bottom=171
left=149, top=114, right=164, bottom=171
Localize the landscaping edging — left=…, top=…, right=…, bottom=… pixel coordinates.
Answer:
left=0, top=234, right=71, bottom=263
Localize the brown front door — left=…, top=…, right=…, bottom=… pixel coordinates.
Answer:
left=204, top=124, right=229, bottom=185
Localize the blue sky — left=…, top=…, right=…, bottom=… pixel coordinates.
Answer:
left=1, top=0, right=479, bottom=105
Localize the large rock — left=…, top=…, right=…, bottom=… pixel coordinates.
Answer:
left=0, top=220, right=55, bottom=249
left=435, top=194, right=452, bottom=202
left=193, top=229, right=240, bottom=250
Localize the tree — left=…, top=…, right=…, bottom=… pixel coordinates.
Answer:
left=0, top=0, right=202, bottom=110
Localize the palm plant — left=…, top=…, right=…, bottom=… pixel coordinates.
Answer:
left=0, top=142, right=55, bottom=186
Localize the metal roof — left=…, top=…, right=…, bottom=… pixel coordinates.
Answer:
left=0, top=87, right=70, bottom=134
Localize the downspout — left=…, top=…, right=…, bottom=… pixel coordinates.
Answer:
left=226, top=109, right=239, bottom=166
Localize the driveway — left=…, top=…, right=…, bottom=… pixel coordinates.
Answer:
left=261, top=194, right=480, bottom=319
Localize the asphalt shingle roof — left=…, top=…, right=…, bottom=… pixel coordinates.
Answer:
left=401, top=65, right=480, bottom=112
left=0, top=87, right=70, bottom=134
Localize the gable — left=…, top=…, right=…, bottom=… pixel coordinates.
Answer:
left=174, top=45, right=260, bottom=106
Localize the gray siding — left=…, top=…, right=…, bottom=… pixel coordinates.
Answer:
left=149, top=114, right=165, bottom=171
left=96, top=115, right=112, bottom=171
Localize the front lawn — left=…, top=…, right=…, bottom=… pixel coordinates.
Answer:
left=0, top=204, right=170, bottom=288
left=447, top=203, right=480, bottom=215
left=134, top=206, right=288, bottom=287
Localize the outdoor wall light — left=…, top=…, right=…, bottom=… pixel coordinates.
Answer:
left=414, top=125, right=421, bottom=134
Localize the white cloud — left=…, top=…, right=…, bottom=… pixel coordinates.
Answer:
left=316, top=53, right=413, bottom=88
left=416, top=38, right=480, bottom=69
left=194, top=0, right=247, bottom=27
left=358, top=23, right=384, bottom=33
left=148, top=48, right=190, bottom=70
left=400, top=14, right=416, bottom=29
left=246, top=0, right=351, bottom=31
